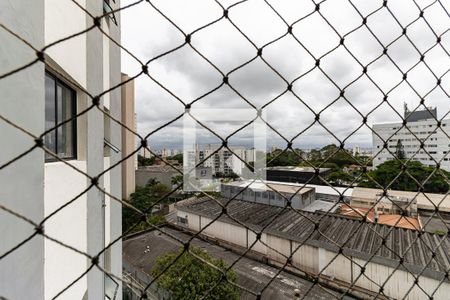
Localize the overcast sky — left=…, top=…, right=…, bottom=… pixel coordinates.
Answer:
left=120, top=0, right=450, bottom=150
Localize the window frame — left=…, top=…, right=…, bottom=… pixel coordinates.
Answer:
left=44, top=71, right=77, bottom=162
left=103, top=0, right=118, bottom=26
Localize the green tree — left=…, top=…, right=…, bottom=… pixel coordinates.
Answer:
left=122, top=180, right=170, bottom=232
left=171, top=174, right=183, bottom=186
left=152, top=246, right=240, bottom=300
left=138, top=154, right=155, bottom=166
left=320, top=144, right=355, bottom=167
left=168, top=153, right=183, bottom=164
left=359, top=160, right=450, bottom=193
left=267, top=149, right=303, bottom=166
left=309, top=149, right=322, bottom=162
left=326, top=170, right=354, bottom=186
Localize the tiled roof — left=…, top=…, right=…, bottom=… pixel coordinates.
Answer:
left=339, top=204, right=421, bottom=230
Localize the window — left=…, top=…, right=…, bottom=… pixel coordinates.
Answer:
left=44, top=72, right=76, bottom=161
left=177, top=215, right=188, bottom=225
left=103, top=0, right=118, bottom=26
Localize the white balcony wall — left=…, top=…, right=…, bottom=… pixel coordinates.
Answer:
left=45, top=0, right=87, bottom=88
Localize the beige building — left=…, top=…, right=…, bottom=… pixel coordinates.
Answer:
left=221, top=181, right=315, bottom=210
left=121, top=73, right=136, bottom=200
left=351, top=187, right=450, bottom=213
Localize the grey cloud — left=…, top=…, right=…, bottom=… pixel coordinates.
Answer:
left=121, top=0, right=450, bottom=149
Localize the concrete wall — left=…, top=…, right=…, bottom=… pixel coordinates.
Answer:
left=0, top=1, right=45, bottom=299
left=45, top=0, right=87, bottom=88
left=106, top=4, right=123, bottom=298
left=42, top=1, right=92, bottom=298
left=84, top=1, right=105, bottom=299
left=135, top=168, right=177, bottom=188
left=1, top=0, right=122, bottom=298
left=121, top=73, right=136, bottom=201
left=177, top=209, right=450, bottom=299
left=44, top=161, right=88, bottom=299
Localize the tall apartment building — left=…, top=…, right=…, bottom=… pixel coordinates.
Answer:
left=138, top=146, right=153, bottom=158
left=121, top=73, right=136, bottom=201
left=191, top=144, right=255, bottom=176
left=372, top=106, right=450, bottom=171
left=1, top=1, right=123, bottom=299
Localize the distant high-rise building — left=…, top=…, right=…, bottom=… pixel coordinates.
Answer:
left=352, top=145, right=361, bottom=156
left=161, top=148, right=172, bottom=158
left=138, top=146, right=153, bottom=158
left=372, top=106, right=450, bottom=171
left=188, top=144, right=255, bottom=176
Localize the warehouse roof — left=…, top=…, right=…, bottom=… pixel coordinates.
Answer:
left=226, top=181, right=450, bottom=211
left=223, top=180, right=353, bottom=197
left=303, top=200, right=339, bottom=213
left=223, top=181, right=314, bottom=195
left=123, top=226, right=351, bottom=299
left=266, top=166, right=330, bottom=173
left=177, top=197, right=450, bottom=279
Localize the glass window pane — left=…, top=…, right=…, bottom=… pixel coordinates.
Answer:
left=44, top=73, right=56, bottom=160
left=56, top=83, right=75, bottom=158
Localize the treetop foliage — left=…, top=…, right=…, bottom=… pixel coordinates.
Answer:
left=152, top=246, right=240, bottom=300
left=360, top=159, right=450, bottom=193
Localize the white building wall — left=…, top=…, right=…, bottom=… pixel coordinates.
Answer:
left=266, top=234, right=290, bottom=262
left=45, top=0, right=87, bottom=88
left=247, top=230, right=267, bottom=254
left=0, top=1, right=45, bottom=299
left=1, top=0, right=122, bottom=299
left=291, top=242, right=318, bottom=274
left=107, top=4, right=123, bottom=296
left=200, top=216, right=248, bottom=247
left=351, top=257, right=450, bottom=299
left=44, top=161, right=88, bottom=299
left=373, top=119, right=450, bottom=171
left=319, top=250, right=352, bottom=283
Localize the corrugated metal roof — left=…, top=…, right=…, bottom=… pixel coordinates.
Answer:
left=178, top=197, right=450, bottom=277
left=303, top=200, right=339, bottom=213
left=223, top=180, right=353, bottom=196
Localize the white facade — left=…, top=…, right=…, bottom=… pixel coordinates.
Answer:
left=352, top=145, right=361, bottom=156
left=1, top=1, right=122, bottom=299
left=221, top=181, right=316, bottom=210
left=191, top=144, right=255, bottom=175
left=372, top=117, right=450, bottom=171
left=138, top=146, right=153, bottom=158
